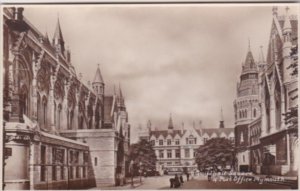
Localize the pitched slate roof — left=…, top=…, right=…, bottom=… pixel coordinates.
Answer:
left=150, top=127, right=234, bottom=139
left=150, top=129, right=184, bottom=138
left=201, top=128, right=234, bottom=137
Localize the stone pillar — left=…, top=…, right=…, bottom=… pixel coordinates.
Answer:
left=61, top=80, right=70, bottom=130
left=29, top=142, right=36, bottom=190
left=269, top=93, right=276, bottom=133
left=286, top=133, right=291, bottom=166
left=49, top=71, right=57, bottom=133
left=31, top=54, right=41, bottom=122
left=85, top=92, right=91, bottom=129
left=73, top=90, right=79, bottom=130
left=92, top=103, right=97, bottom=129
left=280, top=87, right=286, bottom=129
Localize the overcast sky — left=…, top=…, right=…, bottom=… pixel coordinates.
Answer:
left=22, top=4, right=298, bottom=142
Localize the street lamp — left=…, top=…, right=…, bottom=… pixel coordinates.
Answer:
left=129, top=160, right=134, bottom=187
left=139, top=161, right=143, bottom=183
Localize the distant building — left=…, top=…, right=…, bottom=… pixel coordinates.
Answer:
left=3, top=7, right=130, bottom=190
left=140, top=113, right=234, bottom=174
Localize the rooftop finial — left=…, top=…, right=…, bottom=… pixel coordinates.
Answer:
left=168, top=113, right=174, bottom=129
left=272, top=6, right=278, bottom=16
left=248, top=38, right=251, bottom=52
left=219, top=107, right=225, bottom=128
left=286, top=6, right=290, bottom=14
left=259, top=45, right=265, bottom=63
left=220, top=107, right=224, bottom=122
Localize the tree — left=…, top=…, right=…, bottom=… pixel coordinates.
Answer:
left=283, top=37, right=298, bottom=129
left=129, top=139, right=157, bottom=175
left=287, top=37, right=298, bottom=77
left=195, top=138, right=235, bottom=171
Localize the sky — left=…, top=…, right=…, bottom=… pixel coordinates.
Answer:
left=22, top=4, right=298, bottom=143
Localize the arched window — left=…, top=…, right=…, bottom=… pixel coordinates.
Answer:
left=42, top=96, right=47, bottom=128
left=79, top=115, right=84, bottom=129
left=70, top=110, right=74, bottom=129
left=20, top=85, right=29, bottom=119
left=57, top=104, right=62, bottom=129
left=67, top=110, right=70, bottom=129
left=245, top=110, right=247, bottom=118
left=275, top=82, right=281, bottom=129
left=239, top=111, right=242, bottom=118
left=253, top=108, right=256, bottom=118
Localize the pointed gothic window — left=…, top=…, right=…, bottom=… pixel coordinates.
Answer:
left=42, top=96, right=47, bottom=128
left=58, top=104, right=62, bottom=129
left=253, top=108, right=256, bottom=118
left=240, top=132, right=244, bottom=143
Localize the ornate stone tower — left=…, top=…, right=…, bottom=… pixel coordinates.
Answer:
left=234, top=42, right=261, bottom=125
left=233, top=42, right=261, bottom=172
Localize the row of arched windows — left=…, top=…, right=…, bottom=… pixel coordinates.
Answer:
left=238, top=108, right=257, bottom=119
left=36, top=92, right=102, bottom=131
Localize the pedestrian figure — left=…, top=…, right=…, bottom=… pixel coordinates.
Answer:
left=180, top=175, right=184, bottom=185
left=208, top=173, right=212, bottom=181
left=174, top=174, right=181, bottom=188
left=169, top=178, right=174, bottom=188
left=186, top=172, right=190, bottom=181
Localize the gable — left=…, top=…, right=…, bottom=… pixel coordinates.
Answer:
left=220, top=132, right=227, bottom=138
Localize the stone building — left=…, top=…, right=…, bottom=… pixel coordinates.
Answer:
left=234, top=6, right=298, bottom=176
left=258, top=6, right=298, bottom=176
left=143, top=114, right=234, bottom=174
left=233, top=42, right=262, bottom=172
left=3, top=7, right=130, bottom=190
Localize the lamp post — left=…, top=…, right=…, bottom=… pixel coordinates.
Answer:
left=129, top=160, right=134, bottom=187
left=139, top=161, right=142, bottom=183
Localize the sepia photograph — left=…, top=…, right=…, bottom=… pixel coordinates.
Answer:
left=1, top=2, right=299, bottom=190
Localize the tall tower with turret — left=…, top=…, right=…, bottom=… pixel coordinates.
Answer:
left=233, top=42, right=262, bottom=172
left=234, top=42, right=261, bottom=125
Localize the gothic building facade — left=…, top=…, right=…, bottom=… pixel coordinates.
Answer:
left=3, top=7, right=130, bottom=190
left=140, top=114, right=234, bottom=174
left=234, top=6, right=298, bottom=176
left=258, top=6, right=298, bottom=176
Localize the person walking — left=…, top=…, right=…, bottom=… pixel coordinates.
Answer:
left=186, top=172, right=190, bottom=181
left=174, top=174, right=181, bottom=188
left=180, top=174, right=184, bottom=185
